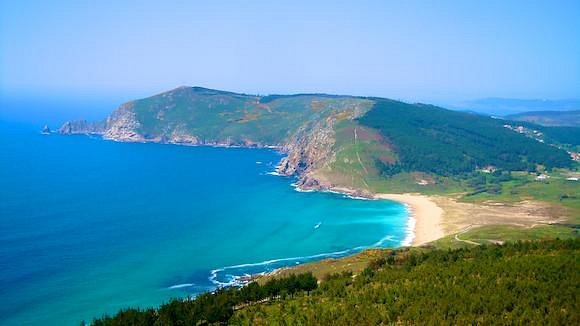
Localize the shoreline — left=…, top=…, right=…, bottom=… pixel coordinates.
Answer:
left=296, top=183, right=445, bottom=247
left=374, top=193, right=444, bottom=246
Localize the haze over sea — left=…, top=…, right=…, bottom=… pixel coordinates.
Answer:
left=0, top=101, right=409, bottom=325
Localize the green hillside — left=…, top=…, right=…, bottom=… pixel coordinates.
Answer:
left=89, top=239, right=580, bottom=325
left=359, top=100, right=573, bottom=176
left=535, top=125, right=580, bottom=152
left=313, top=99, right=575, bottom=195
left=506, top=110, right=580, bottom=127
left=129, top=87, right=371, bottom=145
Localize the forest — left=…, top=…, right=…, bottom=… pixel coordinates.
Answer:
left=88, top=273, right=317, bottom=325
left=89, top=238, right=579, bottom=325
left=359, top=100, right=573, bottom=176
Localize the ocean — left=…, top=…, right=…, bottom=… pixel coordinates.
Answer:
left=0, top=119, right=410, bottom=325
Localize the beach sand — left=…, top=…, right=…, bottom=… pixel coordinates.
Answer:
left=375, top=193, right=444, bottom=246
left=374, top=193, right=566, bottom=246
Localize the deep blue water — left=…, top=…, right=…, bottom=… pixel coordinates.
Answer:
left=0, top=120, right=409, bottom=325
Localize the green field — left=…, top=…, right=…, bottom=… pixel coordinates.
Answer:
left=462, top=171, right=580, bottom=221
left=432, top=224, right=578, bottom=250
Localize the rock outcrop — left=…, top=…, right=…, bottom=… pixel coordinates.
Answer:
left=277, top=114, right=336, bottom=189
left=59, top=120, right=105, bottom=134
left=277, top=103, right=371, bottom=190
left=102, top=103, right=143, bottom=141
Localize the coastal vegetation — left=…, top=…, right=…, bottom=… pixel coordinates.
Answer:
left=359, top=100, right=573, bottom=176
left=89, top=238, right=580, bottom=325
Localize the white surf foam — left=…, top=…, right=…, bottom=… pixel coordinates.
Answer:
left=400, top=204, right=416, bottom=247
left=291, top=182, right=315, bottom=192
left=168, top=283, right=195, bottom=289
left=321, top=189, right=376, bottom=201
left=208, top=233, right=400, bottom=288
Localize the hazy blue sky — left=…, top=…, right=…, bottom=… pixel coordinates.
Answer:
left=1, top=0, right=579, bottom=102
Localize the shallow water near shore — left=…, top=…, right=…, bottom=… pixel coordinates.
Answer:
left=0, top=121, right=409, bottom=325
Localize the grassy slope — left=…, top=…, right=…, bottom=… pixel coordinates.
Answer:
left=234, top=239, right=579, bottom=325
left=130, top=87, right=372, bottom=145
left=432, top=224, right=579, bottom=250
left=462, top=171, right=580, bottom=222
left=317, top=119, right=396, bottom=190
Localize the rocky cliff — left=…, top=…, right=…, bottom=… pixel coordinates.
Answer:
left=277, top=102, right=372, bottom=190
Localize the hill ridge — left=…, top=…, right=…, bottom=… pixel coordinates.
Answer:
left=59, top=86, right=575, bottom=196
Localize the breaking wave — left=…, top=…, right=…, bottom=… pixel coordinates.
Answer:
left=208, top=234, right=397, bottom=288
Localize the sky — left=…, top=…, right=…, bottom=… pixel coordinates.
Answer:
left=1, top=0, right=579, bottom=104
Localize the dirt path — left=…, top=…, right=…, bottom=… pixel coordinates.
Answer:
left=353, top=127, right=370, bottom=188
left=454, top=225, right=481, bottom=246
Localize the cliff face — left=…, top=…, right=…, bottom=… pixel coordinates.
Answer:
left=277, top=114, right=336, bottom=187
left=277, top=102, right=372, bottom=190
left=58, top=103, right=142, bottom=141
left=101, top=103, right=144, bottom=141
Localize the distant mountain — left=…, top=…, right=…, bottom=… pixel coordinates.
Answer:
left=505, top=110, right=580, bottom=127
left=60, top=87, right=574, bottom=196
left=453, top=98, right=580, bottom=116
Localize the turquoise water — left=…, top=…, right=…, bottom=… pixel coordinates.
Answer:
left=0, top=121, right=409, bottom=325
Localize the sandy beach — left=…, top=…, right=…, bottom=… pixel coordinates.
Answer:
left=375, top=193, right=567, bottom=247
left=375, top=193, right=444, bottom=246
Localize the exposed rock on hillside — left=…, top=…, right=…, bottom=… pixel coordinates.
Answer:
left=278, top=103, right=372, bottom=190
left=102, top=103, right=143, bottom=141
left=59, top=120, right=105, bottom=134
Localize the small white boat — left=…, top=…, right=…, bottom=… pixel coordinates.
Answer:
left=314, top=222, right=322, bottom=229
